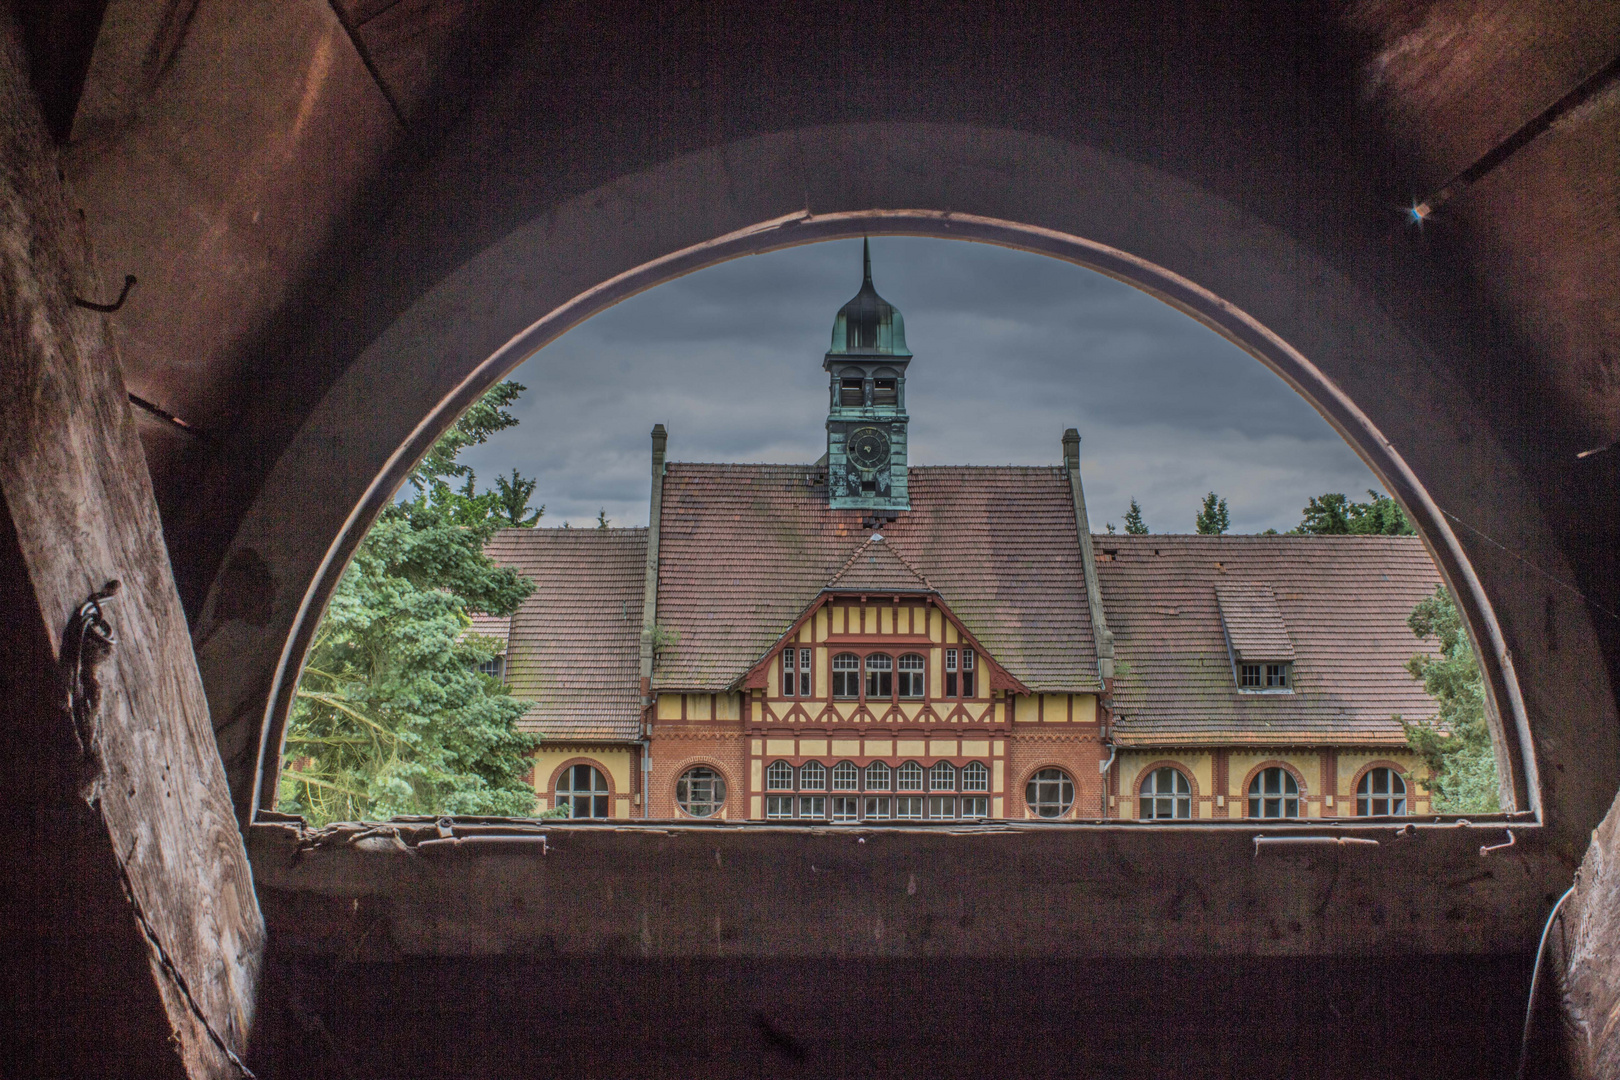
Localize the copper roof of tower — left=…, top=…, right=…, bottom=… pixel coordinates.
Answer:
left=827, top=238, right=912, bottom=358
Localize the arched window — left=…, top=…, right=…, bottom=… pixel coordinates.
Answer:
left=865, top=653, right=893, bottom=698
left=1139, top=767, right=1192, bottom=819
left=832, top=653, right=860, bottom=698
left=766, top=760, right=793, bottom=790
left=896, top=761, right=924, bottom=791
left=961, top=761, right=989, bottom=792
left=675, top=766, right=726, bottom=818
left=1248, top=767, right=1300, bottom=818
left=898, top=653, right=925, bottom=698
left=1026, top=768, right=1074, bottom=818
left=555, top=763, right=610, bottom=818
left=1356, top=767, right=1407, bottom=816
left=929, top=760, right=956, bottom=791
left=865, top=761, right=891, bottom=790
left=799, top=760, right=827, bottom=791
left=832, top=761, right=860, bottom=790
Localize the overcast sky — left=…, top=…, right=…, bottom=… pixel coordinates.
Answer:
left=459, top=237, right=1385, bottom=533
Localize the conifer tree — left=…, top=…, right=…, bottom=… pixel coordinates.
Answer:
left=1298, top=490, right=1413, bottom=536
left=1194, top=492, right=1230, bottom=535
left=1123, top=498, right=1148, bottom=535
left=596, top=508, right=611, bottom=529
left=1397, top=585, right=1500, bottom=812
left=492, top=468, right=544, bottom=527
left=279, top=381, right=543, bottom=825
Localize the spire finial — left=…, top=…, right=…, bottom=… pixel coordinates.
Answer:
left=862, top=236, right=872, bottom=285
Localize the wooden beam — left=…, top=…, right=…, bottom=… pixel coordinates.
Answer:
left=0, top=11, right=262, bottom=1077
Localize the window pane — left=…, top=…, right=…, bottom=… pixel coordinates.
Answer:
left=962, top=761, right=989, bottom=792
left=897, top=762, right=924, bottom=791
left=928, top=796, right=956, bottom=819
left=1026, top=768, right=1074, bottom=818
left=800, top=761, right=826, bottom=790
left=799, top=796, right=825, bottom=819
left=961, top=796, right=988, bottom=819
left=832, top=762, right=860, bottom=790
left=831, top=797, right=860, bottom=822
left=864, top=796, right=890, bottom=819
left=930, top=761, right=956, bottom=791
left=895, top=796, right=923, bottom=820
left=767, top=760, right=793, bottom=790
left=865, top=761, right=891, bottom=791
left=782, top=651, right=794, bottom=695
left=766, top=795, right=794, bottom=819
left=676, top=767, right=725, bottom=818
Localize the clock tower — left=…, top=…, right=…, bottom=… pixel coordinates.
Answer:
left=824, top=239, right=911, bottom=512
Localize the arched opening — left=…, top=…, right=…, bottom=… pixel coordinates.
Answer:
left=243, top=213, right=1539, bottom=826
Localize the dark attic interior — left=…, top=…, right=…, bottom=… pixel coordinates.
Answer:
left=3, top=2, right=1620, bottom=1077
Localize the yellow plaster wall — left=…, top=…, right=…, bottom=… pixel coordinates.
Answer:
left=1074, top=694, right=1097, bottom=724
left=656, top=694, right=681, bottom=720
left=1337, top=751, right=1432, bottom=814
left=1117, top=751, right=1214, bottom=820
left=717, top=693, right=740, bottom=721
left=532, top=745, right=634, bottom=819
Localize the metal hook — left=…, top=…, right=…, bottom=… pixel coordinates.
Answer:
left=73, top=274, right=137, bottom=313
left=1480, top=830, right=1517, bottom=857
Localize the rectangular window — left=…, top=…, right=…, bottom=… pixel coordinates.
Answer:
left=840, top=378, right=864, bottom=406
left=1239, top=663, right=1262, bottom=688
left=830, top=796, right=860, bottom=822
left=873, top=377, right=898, bottom=405
left=895, top=796, right=924, bottom=820
left=832, top=654, right=860, bottom=698
left=945, top=648, right=957, bottom=697
left=865, top=654, right=893, bottom=699
left=960, top=796, right=989, bottom=819
left=781, top=650, right=795, bottom=695
left=863, top=796, right=890, bottom=820
left=798, top=796, right=826, bottom=819
left=1265, top=663, right=1290, bottom=688
left=928, top=795, right=956, bottom=819
left=799, top=649, right=813, bottom=696
left=478, top=655, right=505, bottom=680
left=766, top=795, right=795, bottom=819
left=961, top=650, right=975, bottom=697
left=898, top=653, right=925, bottom=698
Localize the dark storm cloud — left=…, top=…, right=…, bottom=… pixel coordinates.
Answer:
left=459, top=237, right=1384, bottom=532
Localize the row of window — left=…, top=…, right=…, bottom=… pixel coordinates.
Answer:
left=1238, top=662, right=1291, bottom=690
left=554, top=762, right=1077, bottom=819
left=766, top=759, right=988, bottom=792
left=1136, top=765, right=1408, bottom=819
left=782, top=648, right=975, bottom=699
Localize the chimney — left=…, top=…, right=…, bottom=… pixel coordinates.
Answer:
left=640, top=425, right=668, bottom=700
left=1060, top=428, right=1115, bottom=681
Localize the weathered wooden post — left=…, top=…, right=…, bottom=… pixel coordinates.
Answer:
left=0, top=10, right=263, bottom=1076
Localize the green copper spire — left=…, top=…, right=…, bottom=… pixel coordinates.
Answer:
left=827, top=238, right=911, bottom=357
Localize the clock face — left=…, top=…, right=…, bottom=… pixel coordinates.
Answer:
left=847, top=426, right=891, bottom=471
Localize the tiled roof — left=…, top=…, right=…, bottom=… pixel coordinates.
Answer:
left=826, top=535, right=933, bottom=592
left=483, top=527, right=647, bottom=741
left=464, top=612, right=511, bottom=648
left=653, top=464, right=1102, bottom=693
left=1098, top=535, right=1443, bottom=747
left=1215, top=583, right=1296, bottom=662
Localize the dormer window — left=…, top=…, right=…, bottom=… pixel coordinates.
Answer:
left=1238, top=661, right=1291, bottom=691
left=1265, top=663, right=1290, bottom=688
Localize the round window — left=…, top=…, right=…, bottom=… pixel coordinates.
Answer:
left=1026, top=767, right=1075, bottom=818
left=676, top=766, right=727, bottom=818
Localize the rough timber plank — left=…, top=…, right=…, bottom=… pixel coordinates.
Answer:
left=0, top=13, right=262, bottom=1077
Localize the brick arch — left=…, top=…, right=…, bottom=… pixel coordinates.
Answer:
left=1238, top=759, right=1310, bottom=816
left=1015, top=761, right=1082, bottom=820
left=668, top=758, right=735, bottom=820
left=1347, top=759, right=1415, bottom=815
left=1131, top=758, right=1202, bottom=800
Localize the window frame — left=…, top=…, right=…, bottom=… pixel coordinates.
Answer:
left=675, top=765, right=727, bottom=819
left=766, top=760, right=794, bottom=791
left=1356, top=766, right=1407, bottom=817
left=1139, top=766, right=1193, bottom=820
left=1026, top=767, right=1075, bottom=819
left=1247, top=766, right=1300, bottom=818
left=897, top=652, right=925, bottom=698
left=555, top=762, right=611, bottom=819
left=831, top=652, right=861, bottom=699
left=864, top=652, right=893, bottom=700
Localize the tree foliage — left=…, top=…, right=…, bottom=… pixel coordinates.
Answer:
left=1298, top=490, right=1414, bottom=536
left=1123, top=498, right=1149, bottom=535
left=279, top=382, right=543, bottom=825
left=1398, top=585, right=1501, bottom=813
left=1194, top=492, right=1229, bottom=535
left=492, top=468, right=544, bottom=527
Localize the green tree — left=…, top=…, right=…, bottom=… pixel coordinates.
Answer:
left=1298, top=490, right=1414, bottom=536
left=1397, top=585, right=1500, bottom=813
left=1194, top=492, right=1229, bottom=535
left=1123, top=498, right=1149, bottom=535
left=492, top=468, right=544, bottom=527
left=596, top=508, right=611, bottom=529
left=279, top=382, right=544, bottom=825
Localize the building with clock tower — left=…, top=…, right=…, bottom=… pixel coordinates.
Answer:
left=482, top=242, right=1442, bottom=826
left=824, top=239, right=911, bottom=512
